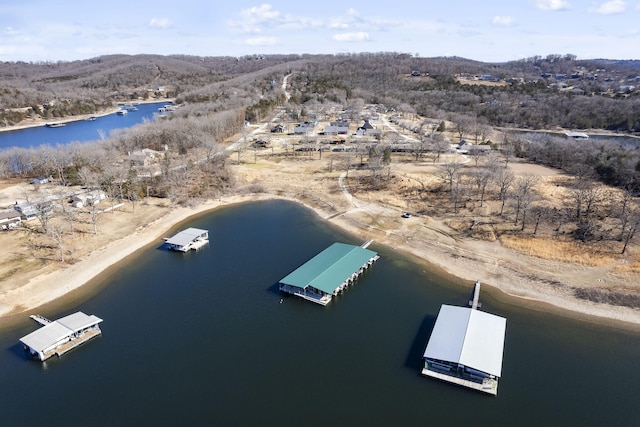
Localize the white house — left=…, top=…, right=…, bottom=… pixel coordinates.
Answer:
left=0, top=209, right=21, bottom=230
left=72, top=190, right=107, bottom=208
left=14, top=203, right=40, bottom=220
left=324, top=120, right=350, bottom=135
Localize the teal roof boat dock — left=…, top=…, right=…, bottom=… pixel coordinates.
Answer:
left=279, top=241, right=379, bottom=305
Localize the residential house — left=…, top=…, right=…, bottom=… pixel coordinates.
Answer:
left=293, top=121, right=317, bottom=135
left=14, top=202, right=40, bottom=220
left=0, top=209, right=21, bottom=230
left=127, top=148, right=163, bottom=177
left=72, top=190, right=107, bottom=208
left=324, top=120, right=350, bottom=135
left=31, top=176, right=50, bottom=185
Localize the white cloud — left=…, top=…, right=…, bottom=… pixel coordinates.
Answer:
left=149, top=18, right=172, bottom=29
left=333, top=32, right=370, bottom=42
left=4, top=26, right=20, bottom=36
left=231, top=4, right=282, bottom=33
left=534, top=0, right=571, bottom=11
left=588, top=0, right=627, bottom=14
left=492, top=16, right=516, bottom=27
left=245, top=36, right=278, bottom=46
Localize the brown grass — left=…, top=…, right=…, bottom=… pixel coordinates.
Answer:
left=499, top=235, right=618, bottom=266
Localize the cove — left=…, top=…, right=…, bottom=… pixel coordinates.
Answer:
left=0, top=200, right=638, bottom=426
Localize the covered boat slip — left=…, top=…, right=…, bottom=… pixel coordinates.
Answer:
left=164, top=227, right=209, bottom=252
left=422, top=304, right=506, bottom=396
left=279, top=242, right=379, bottom=305
left=20, top=312, right=103, bottom=361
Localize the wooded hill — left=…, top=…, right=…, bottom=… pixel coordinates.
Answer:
left=1, top=53, right=638, bottom=131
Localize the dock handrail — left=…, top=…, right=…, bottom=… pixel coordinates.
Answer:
left=361, top=240, right=374, bottom=248
left=29, top=314, right=52, bottom=325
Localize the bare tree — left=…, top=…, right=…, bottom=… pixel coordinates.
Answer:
left=514, top=174, right=538, bottom=227
left=450, top=113, right=474, bottom=142
left=48, top=221, right=68, bottom=263
left=430, top=134, right=450, bottom=163
left=613, top=189, right=635, bottom=241
left=438, top=160, right=464, bottom=192
left=367, top=144, right=391, bottom=190
left=495, top=168, right=514, bottom=215
left=621, top=208, right=640, bottom=254
left=470, top=168, right=494, bottom=207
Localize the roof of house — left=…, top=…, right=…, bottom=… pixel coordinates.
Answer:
left=0, top=209, right=21, bottom=220
left=423, top=305, right=506, bottom=377
left=279, top=242, right=378, bottom=294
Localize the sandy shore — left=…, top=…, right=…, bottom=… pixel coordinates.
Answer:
left=1, top=188, right=639, bottom=332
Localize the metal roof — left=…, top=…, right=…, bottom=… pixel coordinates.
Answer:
left=279, top=243, right=378, bottom=294
left=423, top=305, right=506, bottom=377
left=19, top=312, right=103, bottom=353
left=57, top=312, right=103, bottom=332
left=165, top=228, right=208, bottom=247
left=20, top=322, right=74, bottom=352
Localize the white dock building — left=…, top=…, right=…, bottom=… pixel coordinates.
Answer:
left=164, top=227, right=209, bottom=252
left=422, top=282, right=506, bottom=395
left=20, top=312, right=103, bottom=361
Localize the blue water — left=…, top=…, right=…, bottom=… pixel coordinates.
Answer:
left=0, top=200, right=639, bottom=426
left=0, top=101, right=171, bottom=150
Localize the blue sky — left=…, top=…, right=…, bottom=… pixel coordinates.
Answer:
left=1, top=0, right=639, bottom=63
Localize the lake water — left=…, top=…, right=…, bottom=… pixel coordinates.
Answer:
left=0, top=200, right=639, bottom=426
left=508, top=130, right=640, bottom=148
left=0, top=101, right=171, bottom=150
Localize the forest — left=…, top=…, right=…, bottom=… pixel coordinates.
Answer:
left=2, top=53, right=640, bottom=311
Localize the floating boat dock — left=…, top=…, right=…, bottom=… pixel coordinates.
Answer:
left=164, top=227, right=209, bottom=252
left=20, top=312, right=103, bottom=362
left=421, top=281, right=506, bottom=396
left=278, top=241, right=379, bottom=306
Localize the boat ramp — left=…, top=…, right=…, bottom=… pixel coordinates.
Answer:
left=421, top=281, right=506, bottom=396
left=20, top=312, right=103, bottom=362
left=278, top=241, right=379, bottom=306
left=164, top=228, right=209, bottom=252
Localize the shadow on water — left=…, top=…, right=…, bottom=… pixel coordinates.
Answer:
left=7, top=342, right=30, bottom=361
left=404, top=314, right=437, bottom=373
left=266, top=282, right=283, bottom=296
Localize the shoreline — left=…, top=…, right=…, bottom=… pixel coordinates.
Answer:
left=1, top=192, right=639, bottom=333
left=0, top=98, right=175, bottom=134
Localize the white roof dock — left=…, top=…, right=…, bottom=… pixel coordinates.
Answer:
left=564, top=131, right=589, bottom=140
left=20, top=312, right=103, bottom=361
left=164, top=228, right=209, bottom=251
left=421, top=283, right=506, bottom=396
left=423, top=305, right=506, bottom=378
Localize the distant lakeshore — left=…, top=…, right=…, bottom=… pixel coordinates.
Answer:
left=0, top=98, right=175, bottom=134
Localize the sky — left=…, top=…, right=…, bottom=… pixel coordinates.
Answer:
left=0, top=0, right=639, bottom=63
